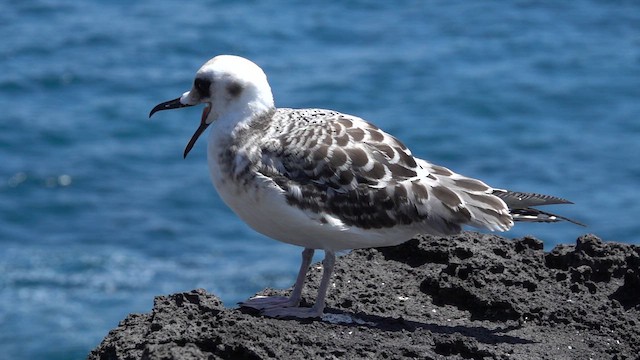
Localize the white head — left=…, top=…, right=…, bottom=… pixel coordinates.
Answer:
left=150, top=55, right=274, bottom=158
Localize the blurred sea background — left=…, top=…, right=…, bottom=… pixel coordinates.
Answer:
left=1, top=1, right=639, bottom=358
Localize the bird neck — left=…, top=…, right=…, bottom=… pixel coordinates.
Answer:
left=209, top=100, right=275, bottom=141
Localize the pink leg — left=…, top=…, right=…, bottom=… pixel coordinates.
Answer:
left=261, top=250, right=335, bottom=318
left=240, top=248, right=315, bottom=310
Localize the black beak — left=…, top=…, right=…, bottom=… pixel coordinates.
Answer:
left=149, top=97, right=192, bottom=118
left=183, top=120, right=210, bottom=159
left=150, top=97, right=211, bottom=159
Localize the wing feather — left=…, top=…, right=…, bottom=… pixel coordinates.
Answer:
left=257, top=109, right=516, bottom=234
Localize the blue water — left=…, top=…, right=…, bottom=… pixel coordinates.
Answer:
left=1, top=1, right=639, bottom=358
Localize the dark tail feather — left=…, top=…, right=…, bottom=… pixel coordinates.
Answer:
left=492, top=189, right=585, bottom=226
left=510, top=208, right=586, bottom=226
left=491, top=189, right=572, bottom=208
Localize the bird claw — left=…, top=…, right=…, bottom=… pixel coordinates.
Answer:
left=239, top=296, right=298, bottom=310
left=239, top=296, right=323, bottom=318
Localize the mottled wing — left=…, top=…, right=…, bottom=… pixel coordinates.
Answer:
left=259, top=109, right=420, bottom=230
left=413, top=160, right=513, bottom=232
left=258, top=109, right=513, bottom=235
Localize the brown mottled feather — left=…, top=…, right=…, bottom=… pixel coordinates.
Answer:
left=249, top=109, right=516, bottom=235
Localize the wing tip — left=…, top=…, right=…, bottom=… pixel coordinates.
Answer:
left=511, top=208, right=586, bottom=227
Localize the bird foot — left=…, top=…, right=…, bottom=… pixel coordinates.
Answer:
left=239, top=296, right=323, bottom=318
left=239, top=296, right=298, bottom=311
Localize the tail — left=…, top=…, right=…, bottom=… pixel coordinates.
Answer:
left=492, top=189, right=585, bottom=226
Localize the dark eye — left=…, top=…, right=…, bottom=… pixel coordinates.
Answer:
left=194, top=78, right=211, bottom=97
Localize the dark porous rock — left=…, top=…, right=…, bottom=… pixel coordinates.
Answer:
left=89, top=233, right=640, bottom=360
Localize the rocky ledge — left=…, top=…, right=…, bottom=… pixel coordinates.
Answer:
left=89, top=233, right=639, bottom=359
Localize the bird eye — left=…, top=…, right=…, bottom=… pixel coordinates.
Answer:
left=194, top=78, right=211, bottom=98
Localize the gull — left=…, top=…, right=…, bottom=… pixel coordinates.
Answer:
left=150, top=55, right=582, bottom=318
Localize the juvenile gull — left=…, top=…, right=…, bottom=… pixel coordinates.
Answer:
left=150, top=55, right=582, bottom=318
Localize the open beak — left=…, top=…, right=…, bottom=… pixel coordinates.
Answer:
left=149, top=97, right=192, bottom=117
left=149, top=97, right=212, bottom=158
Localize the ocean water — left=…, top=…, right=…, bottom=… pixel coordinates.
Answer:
left=1, top=1, right=639, bottom=358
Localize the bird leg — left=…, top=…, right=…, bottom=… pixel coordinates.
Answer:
left=261, top=249, right=335, bottom=318
left=240, top=248, right=315, bottom=310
